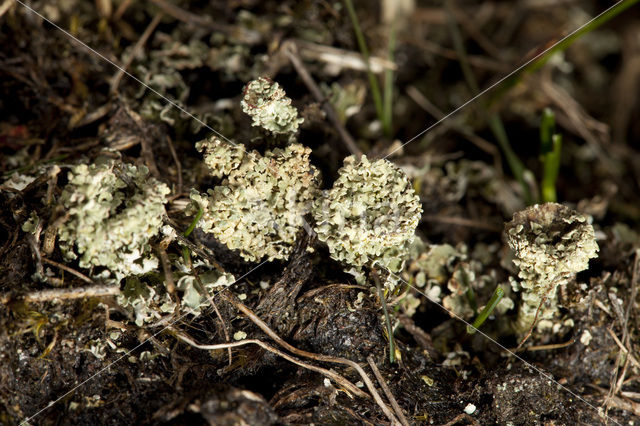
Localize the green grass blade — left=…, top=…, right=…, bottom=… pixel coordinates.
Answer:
left=343, top=0, right=385, bottom=132
left=467, top=286, right=504, bottom=334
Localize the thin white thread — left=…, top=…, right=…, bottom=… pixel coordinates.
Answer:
left=386, top=267, right=617, bottom=425
left=11, top=0, right=622, bottom=424
left=19, top=259, right=270, bottom=425
left=382, top=0, right=627, bottom=160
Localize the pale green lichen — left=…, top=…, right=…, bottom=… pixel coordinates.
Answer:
left=117, top=276, right=175, bottom=326
left=190, top=141, right=320, bottom=262
left=241, top=77, right=303, bottom=134
left=58, top=158, right=170, bottom=281
left=505, top=203, right=599, bottom=333
left=21, top=212, right=40, bottom=234
left=195, top=135, right=245, bottom=178
left=174, top=258, right=235, bottom=314
left=312, top=155, right=422, bottom=278
left=115, top=257, right=235, bottom=326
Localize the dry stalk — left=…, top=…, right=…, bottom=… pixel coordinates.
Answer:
left=367, top=356, right=410, bottom=426
left=0, top=285, right=120, bottom=304
left=218, top=290, right=399, bottom=424
left=170, top=329, right=367, bottom=399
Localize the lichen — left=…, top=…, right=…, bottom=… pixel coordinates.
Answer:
left=241, top=77, right=303, bottom=134
left=195, top=135, right=246, bottom=179
left=505, top=203, right=599, bottom=333
left=190, top=140, right=320, bottom=262
left=174, top=258, right=235, bottom=314
left=58, top=158, right=170, bottom=281
left=117, top=276, right=175, bottom=326
left=312, top=155, right=422, bottom=279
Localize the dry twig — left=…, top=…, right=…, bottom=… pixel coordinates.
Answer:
left=110, top=11, right=163, bottom=93
left=0, top=285, right=120, bottom=304
left=283, top=41, right=363, bottom=157
left=367, top=356, right=410, bottom=426
left=171, top=329, right=368, bottom=399
left=219, top=290, right=399, bottom=424
left=42, top=257, right=94, bottom=284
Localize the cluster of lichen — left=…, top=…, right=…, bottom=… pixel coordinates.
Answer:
left=505, top=203, right=598, bottom=333
left=115, top=257, right=235, bottom=326
left=189, top=136, right=320, bottom=262
left=241, top=77, right=303, bottom=134
left=312, top=155, right=422, bottom=276
left=401, top=237, right=513, bottom=319
left=57, top=158, right=170, bottom=281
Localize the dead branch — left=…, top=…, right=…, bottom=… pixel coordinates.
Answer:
left=283, top=41, right=362, bottom=157
left=149, top=0, right=260, bottom=44
left=295, top=39, right=397, bottom=74
left=0, top=285, right=120, bottom=304
left=406, top=85, right=503, bottom=172
left=110, top=11, right=163, bottom=93
left=164, top=134, right=182, bottom=196
left=219, top=290, right=399, bottom=424
left=170, top=329, right=368, bottom=399
left=367, top=356, right=410, bottom=426
left=42, top=257, right=94, bottom=284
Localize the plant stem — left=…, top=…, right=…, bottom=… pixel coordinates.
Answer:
left=492, top=0, right=640, bottom=102
left=541, top=134, right=562, bottom=203
left=382, top=20, right=396, bottom=138
left=184, top=207, right=203, bottom=237
left=182, top=207, right=203, bottom=265
left=467, top=286, right=504, bottom=334
left=372, top=268, right=396, bottom=364
left=539, top=108, right=562, bottom=203
left=343, top=0, right=385, bottom=134
left=445, top=1, right=533, bottom=204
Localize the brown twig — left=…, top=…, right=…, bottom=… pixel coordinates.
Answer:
left=297, top=283, right=369, bottom=300
left=219, top=290, right=399, bottom=424
left=155, top=245, right=175, bottom=294
left=420, top=214, right=502, bottom=233
left=590, top=384, right=640, bottom=417
left=606, top=251, right=640, bottom=410
left=443, top=413, right=479, bottom=426
left=171, top=330, right=367, bottom=399
left=42, top=257, right=94, bottom=284
left=606, top=328, right=640, bottom=370
left=149, top=0, right=260, bottom=44
left=193, top=272, right=232, bottom=366
left=283, top=41, right=363, bottom=157
left=523, top=339, right=575, bottom=352
left=110, top=12, right=163, bottom=94
left=164, top=134, right=182, bottom=195
left=406, top=85, right=502, bottom=172
left=0, top=285, right=120, bottom=304
left=447, top=0, right=504, bottom=61
left=397, top=314, right=438, bottom=359
left=367, top=356, right=410, bottom=426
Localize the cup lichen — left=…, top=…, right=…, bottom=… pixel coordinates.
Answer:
left=312, top=155, right=422, bottom=279
left=505, top=203, right=599, bottom=333
left=240, top=77, right=303, bottom=135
